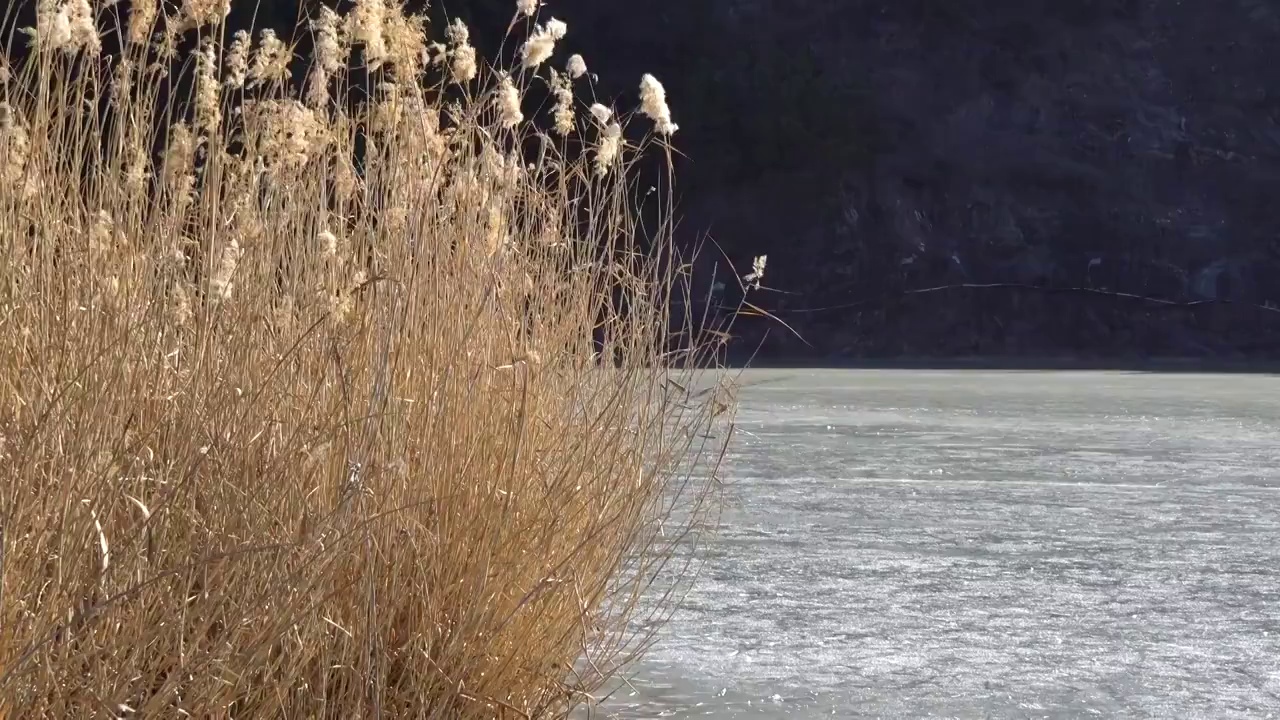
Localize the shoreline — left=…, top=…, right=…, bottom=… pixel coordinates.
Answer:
left=723, top=355, right=1280, bottom=374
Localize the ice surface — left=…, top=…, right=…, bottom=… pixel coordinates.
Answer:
left=580, top=370, right=1280, bottom=719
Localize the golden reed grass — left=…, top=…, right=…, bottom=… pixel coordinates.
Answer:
left=0, top=0, right=741, bottom=716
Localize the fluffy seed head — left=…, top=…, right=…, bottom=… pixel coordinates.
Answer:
left=170, top=283, right=193, bottom=328
left=122, top=144, right=150, bottom=196
left=0, top=103, right=29, bottom=186
left=550, top=69, right=574, bottom=136
left=88, top=210, right=115, bottom=254
left=639, top=74, right=678, bottom=135
left=312, top=6, right=347, bottom=75
left=447, top=20, right=477, bottom=84
left=305, top=65, right=328, bottom=108
left=589, top=103, right=612, bottom=124
left=566, top=54, right=587, bottom=80
left=520, top=20, right=565, bottom=69
left=384, top=11, right=427, bottom=80
left=209, top=238, right=243, bottom=303
left=22, top=0, right=60, bottom=51
left=516, top=0, right=539, bottom=17
left=128, top=0, right=157, bottom=44
left=248, top=29, right=291, bottom=87
left=594, top=121, right=621, bottom=177
left=225, top=30, right=250, bottom=88
left=163, top=123, right=197, bottom=188
left=67, top=0, right=100, bottom=56
left=318, top=230, right=339, bottom=258
left=347, top=0, right=388, bottom=69
left=249, top=100, right=328, bottom=168
left=180, top=0, right=231, bottom=31
left=451, top=44, right=477, bottom=84
left=495, top=73, right=523, bottom=128
left=195, top=39, right=221, bottom=133
left=48, top=5, right=73, bottom=50
left=446, top=17, right=469, bottom=45
left=744, top=255, right=767, bottom=288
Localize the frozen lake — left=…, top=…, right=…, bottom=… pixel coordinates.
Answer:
left=586, top=369, right=1280, bottom=719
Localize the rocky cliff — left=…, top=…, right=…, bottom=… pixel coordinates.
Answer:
left=508, top=0, right=1280, bottom=361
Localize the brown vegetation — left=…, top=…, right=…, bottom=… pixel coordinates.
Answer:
left=0, top=0, right=737, bottom=716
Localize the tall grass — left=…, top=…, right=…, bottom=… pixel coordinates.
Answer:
left=0, top=0, right=738, bottom=716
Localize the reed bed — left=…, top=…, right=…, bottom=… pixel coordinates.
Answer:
left=0, top=0, right=740, bottom=716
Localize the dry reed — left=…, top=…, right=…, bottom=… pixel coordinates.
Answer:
left=0, top=0, right=737, bottom=716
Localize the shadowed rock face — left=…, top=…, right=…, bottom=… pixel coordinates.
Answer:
left=442, top=0, right=1280, bottom=360
left=548, top=0, right=1280, bottom=360
left=166, top=0, right=1280, bottom=359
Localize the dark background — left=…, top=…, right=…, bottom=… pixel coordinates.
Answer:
left=429, top=0, right=1280, bottom=363
left=17, top=0, right=1280, bottom=363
